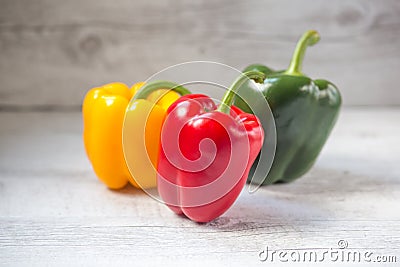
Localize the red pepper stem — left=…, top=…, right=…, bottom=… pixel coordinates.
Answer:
left=133, top=81, right=191, bottom=100
left=285, top=30, right=320, bottom=76
left=217, top=71, right=265, bottom=114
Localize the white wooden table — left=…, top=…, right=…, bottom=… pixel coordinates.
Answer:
left=0, top=108, right=399, bottom=266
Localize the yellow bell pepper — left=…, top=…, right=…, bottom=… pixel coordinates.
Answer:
left=123, top=81, right=191, bottom=189
left=82, top=81, right=190, bottom=189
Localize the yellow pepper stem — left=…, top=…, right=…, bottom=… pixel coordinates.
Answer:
left=133, top=81, right=191, bottom=100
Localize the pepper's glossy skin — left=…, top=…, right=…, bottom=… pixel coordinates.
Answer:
left=83, top=82, right=186, bottom=189
left=234, top=30, right=341, bottom=185
left=123, top=81, right=191, bottom=189
left=157, top=94, right=264, bottom=222
left=83, top=82, right=132, bottom=189
left=157, top=72, right=265, bottom=222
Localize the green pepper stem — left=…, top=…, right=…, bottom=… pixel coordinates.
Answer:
left=217, top=71, right=265, bottom=114
left=133, top=81, right=191, bottom=100
left=285, top=30, right=320, bottom=76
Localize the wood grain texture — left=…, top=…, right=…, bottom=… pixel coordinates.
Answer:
left=0, top=0, right=399, bottom=108
left=0, top=108, right=399, bottom=266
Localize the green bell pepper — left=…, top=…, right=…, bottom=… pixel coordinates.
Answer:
left=234, top=30, right=342, bottom=185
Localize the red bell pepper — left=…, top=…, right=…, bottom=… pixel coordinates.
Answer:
left=157, top=71, right=265, bottom=222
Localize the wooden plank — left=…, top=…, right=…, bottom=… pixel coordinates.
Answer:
left=0, top=108, right=399, bottom=265
left=0, top=0, right=399, bottom=107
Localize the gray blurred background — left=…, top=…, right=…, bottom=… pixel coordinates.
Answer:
left=0, top=0, right=399, bottom=109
